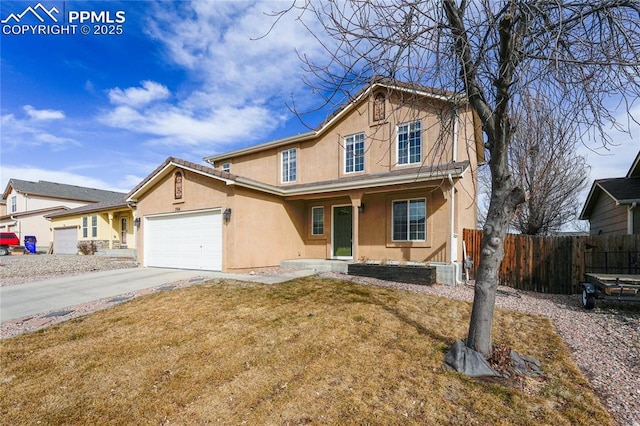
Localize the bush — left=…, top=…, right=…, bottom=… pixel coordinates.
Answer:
left=77, top=241, right=97, bottom=255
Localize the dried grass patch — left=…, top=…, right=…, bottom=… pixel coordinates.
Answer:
left=0, top=277, right=613, bottom=425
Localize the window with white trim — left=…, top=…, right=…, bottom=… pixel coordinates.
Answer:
left=345, top=133, right=365, bottom=173
left=91, top=215, right=98, bottom=238
left=10, top=196, right=17, bottom=213
left=392, top=198, right=426, bottom=241
left=221, top=163, right=230, bottom=173
left=311, top=206, right=324, bottom=235
left=397, top=121, right=422, bottom=165
left=281, top=148, right=297, bottom=183
left=82, top=217, right=88, bottom=238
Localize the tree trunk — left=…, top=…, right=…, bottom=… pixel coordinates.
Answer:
left=467, top=151, right=525, bottom=357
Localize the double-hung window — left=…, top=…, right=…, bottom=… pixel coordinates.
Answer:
left=91, top=215, right=98, bottom=238
left=282, top=148, right=297, bottom=183
left=82, top=217, right=88, bottom=238
left=344, top=133, right=364, bottom=173
left=392, top=199, right=426, bottom=241
left=311, top=206, right=324, bottom=235
left=10, top=196, right=17, bottom=213
left=345, top=133, right=365, bottom=173
left=397, top=121, right=422, bottom=165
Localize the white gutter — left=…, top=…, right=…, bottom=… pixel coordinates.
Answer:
left=234, top=164, right=467, bottom=197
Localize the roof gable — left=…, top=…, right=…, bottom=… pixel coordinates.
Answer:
left=580, top=150, right=640, bottom=219
left=579, top=177, right=640, bottom=219
left=127, top=157, right=236, bottom=202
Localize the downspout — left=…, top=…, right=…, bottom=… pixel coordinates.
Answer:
left=448, top=174, right=463, bottom=285
left=449, top=105, right=463, bottom=284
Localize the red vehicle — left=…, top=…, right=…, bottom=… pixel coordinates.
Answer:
left=0, top=232, right=20, bottom=256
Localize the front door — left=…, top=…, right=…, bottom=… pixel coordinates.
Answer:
left=333, top=206, right=353, bottom=258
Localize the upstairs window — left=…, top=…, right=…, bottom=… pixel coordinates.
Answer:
left=311, top=206, right=324, bottom=235
left=10, top=196, right=16, bottom=213
left=392, top=198, right=426, bottom=241
left=174, top=171, right=183, bottom=199
left=221, top=163, right=230, bottom=173
left=281, top=148, right=297, bottom=183
left=397, top=121, right=422, bottom=165
left=345, top=133, right=365, bottom=173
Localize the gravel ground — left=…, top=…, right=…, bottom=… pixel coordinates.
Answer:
left=1, top=255, right=638, bottom=425
left=0, top=254, right=137, bottom=286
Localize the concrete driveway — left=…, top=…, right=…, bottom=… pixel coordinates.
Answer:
left=1, top=267, right=312, bottom=322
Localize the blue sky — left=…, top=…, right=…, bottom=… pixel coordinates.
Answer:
left=1, top=0, right=638, bottom=199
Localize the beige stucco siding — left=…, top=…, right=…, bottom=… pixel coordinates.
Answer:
left=5, top=190, right=86, bottom=214
left=217, top=94, right=475, bottom=188
left=134, top=169, right=232, bottom=267
left=225, top=188, right=306, bottom=270
left=134, top=168, right=310, bottom=271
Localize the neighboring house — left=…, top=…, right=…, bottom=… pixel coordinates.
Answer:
left=127, top=79, right=484, bottom=278
left=45, top=195, right=135, bottom=255
left=580, top=150, right=640, bottom=235
left=0, top=179, right=127, bottom=252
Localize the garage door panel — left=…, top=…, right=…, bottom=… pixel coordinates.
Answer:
left=54, top=228, right=78, bottom=255
left=145, top=211, right=222, bottom=271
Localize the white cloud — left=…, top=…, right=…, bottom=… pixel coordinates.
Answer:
left=23, top=105, right=65, bottom=120
left=1, top=111, right=81, bottom=151
left=100, top=102, right=275, bottom=146
left=108, top=81, right=170, bottom=107
left=97, top=1, right=329, bottom=149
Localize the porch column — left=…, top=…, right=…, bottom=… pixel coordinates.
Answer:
left=108, top=213, right=114, bottom=249
left=350, top=193, right=363, bottom=261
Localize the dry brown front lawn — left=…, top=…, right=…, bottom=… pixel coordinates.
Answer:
left=0, top=277, right=613, bottom=425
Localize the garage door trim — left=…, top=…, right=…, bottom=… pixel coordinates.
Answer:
left=143, top=208, right=223, bottom=271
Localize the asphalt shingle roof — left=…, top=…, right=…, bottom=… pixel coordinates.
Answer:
left=45, top=195, right=130, bottom=219
left=596, top=177, right=640, bottom=203
left=3, top=179, right=126, bottom=203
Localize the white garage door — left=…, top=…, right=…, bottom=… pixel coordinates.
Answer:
left=145, top=210, right=222, bottom=271
left=54, top=227, right=78, bottom=255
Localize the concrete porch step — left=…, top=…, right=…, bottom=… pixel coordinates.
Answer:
left=281, top=259, right=351, bottom=274
left=95, top=248, right=136, bottom=259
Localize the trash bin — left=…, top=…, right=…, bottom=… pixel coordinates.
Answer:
left=24, top=235, right=37, bottom=254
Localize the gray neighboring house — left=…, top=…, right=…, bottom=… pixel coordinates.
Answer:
left=579, top=151, right=640, bottom=235
left=1, top=179, right=127, bottom=252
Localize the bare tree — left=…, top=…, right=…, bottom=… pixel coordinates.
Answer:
left=275, top=0, right=640, bottom=357
left=478, top=96, right=591, bottom=235
left=509, top=96, right=590, bottom=235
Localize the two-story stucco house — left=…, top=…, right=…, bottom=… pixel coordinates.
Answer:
left=1, top=179, right=127, bottom=252
left=127, top=79, right=483, bottom=279
left=580, top=150, right=640, bottom=235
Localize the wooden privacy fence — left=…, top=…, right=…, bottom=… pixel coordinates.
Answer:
left=462, top=229, right=640, bottom=294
